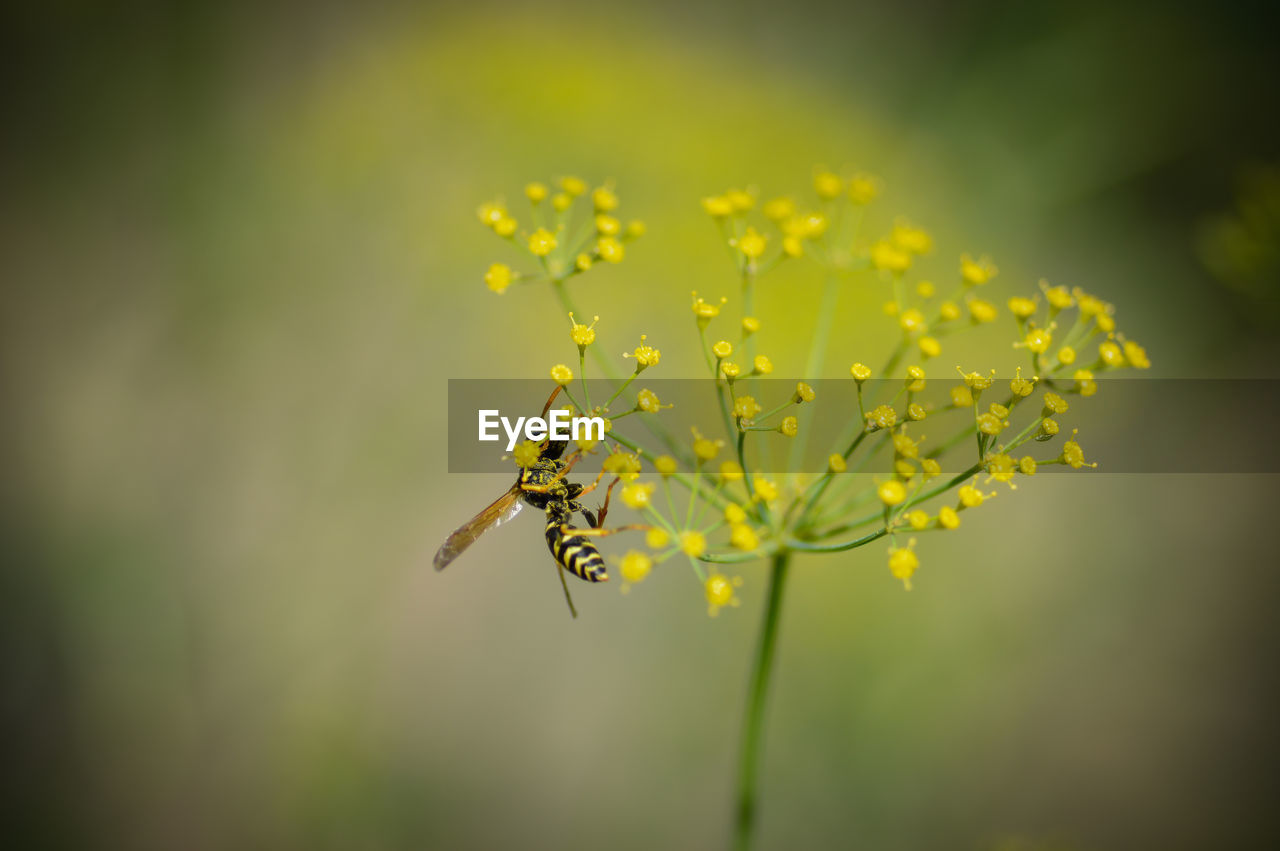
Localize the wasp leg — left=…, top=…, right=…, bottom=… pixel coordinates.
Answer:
left=575, top=466, right=609, bottom=496
left=559, top=523, right=651, bottom=538
left=595, top=477, right=620, bottom=529
left=539, top=385, right=563, bottom=420
left=580, top=508, right=598, bottom=528
left=554, top=557, right=579, bottom=619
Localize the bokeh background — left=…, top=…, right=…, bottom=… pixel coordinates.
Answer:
left=4, top=0, right=1279, bottom=848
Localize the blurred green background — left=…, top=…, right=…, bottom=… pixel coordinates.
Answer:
left=3, top=1, right=1279, bottom=848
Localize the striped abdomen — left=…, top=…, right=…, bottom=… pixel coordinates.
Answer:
left=545, top=515, right=608, bottom=582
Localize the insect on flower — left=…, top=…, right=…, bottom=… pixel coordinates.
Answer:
left=433, top=386, right=648, bottom=618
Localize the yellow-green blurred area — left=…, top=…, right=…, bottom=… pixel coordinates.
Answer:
left=3, top=0, right=1279, bottom=848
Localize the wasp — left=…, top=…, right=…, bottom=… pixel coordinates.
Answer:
left=433, top=386, right=645, bottom=617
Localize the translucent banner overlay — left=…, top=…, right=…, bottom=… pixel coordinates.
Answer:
left=446, top=379, right=1280, bottom=474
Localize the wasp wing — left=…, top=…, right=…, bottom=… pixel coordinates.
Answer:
left=433, top=483, right=525, bottom=570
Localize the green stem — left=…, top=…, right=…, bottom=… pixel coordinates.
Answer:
left=734, top=550, right=791, bottom=851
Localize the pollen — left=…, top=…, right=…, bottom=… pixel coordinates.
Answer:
left=729, top=523, right=760, bottom=551
left=513, top=440, right=542, bottom=468
left=870, top=240, right=912, bottom=273
left=878, top=480, right=907, bottom=506
left=1073, top=368, right=1098, bottom=397
left=958, top=368, right=996, bottom=391
left=592, top=185, right=619, bottom=212
left=939, top=301, right=962, bottom=321
left=734, top=395, right=763, bottom=420
left=899, top=308, right=927, bottom=334
left=960, top=253, right=998, bottom=285
left=1038, top=418, right=1060, bottom=440
left=682, top=530, right=708, bottom=559
left=866, top=404, right=897, bottom=430
left=528, top=227, right=557, bottom=257
left=893, top=433, right=920, bottom=459
left=550, top=364, right=573, bottom=385
left=888, top=542, right=919, bottom=590
left=814, top=171, right=844, bottom=199
left=1042, top=283, right=1074, bottom=310
left=552, top=192, right=573, bottom=212
left=848, top=173, right=880, bottom=205
left=568, top=312, right=599, bottom=347
left=485, top=262, right=513, bottom=294
left=525, top=182, right=548, bottom=203
left=621, top=481, right=657, bottom=509
left=736, top=226, right=768, bottom=260
left=597, top=236, right=625, bottom=264
left=1062, top=430, right=1096, bottom=469
left=619, top=550, right=652, bottom=585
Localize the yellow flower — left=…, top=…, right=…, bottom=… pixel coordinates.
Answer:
left=705, top=571, right=741, bottom=615
left=592, top=185, right=619, bottom=212
left=878, top=480, right=907, bottom=506
left=753, top=355, right=774, bottom=375
left=637, top=389, right=662, bottom=413
left=1042, top=392, right=1069, bottom=415
left=493, top=216, right=517, bottom=237
left=724, top=503, right=748, bottom=524
left=568, top=312, right=599, bottom=347
left=866, top=404, right=897, bottom=430
left=950, top=385, right=975, bottom=407
left=653, top=454, right=678, bottom=476
left=560, top=176, right=587, bottom=196
left=549, top=364, right=573, bottom=385
left=753, top=477, right=779, bottom=503
left=681, top=530, right=708, bottom=559
left=957, top=485, right=988, bottom=507
left=888, top=543, right=919, bottom=590
left=1061, top=430, right=1097, bottom=469
left=603, top=451, right=642, bottom=481
left=794, top=382, right=815, bottom=403
left=905, top=365, right=926, bottom=393
left=691, top=292, right=726, bottom=328
left=892, top=433, right=920, bottom=459
left=485, top=262, right=513, bottom=293
left=1038, top=418, right=1060, bottom=440
left=702, top=195, right=734, bottom=218
left=720, top=361, right=741, bottom=379
left=907, top=509, right=930, bottom=531
left=779, top=416, right=798, bottom=437
left=968, top=298, right=998, bottom=323
left=1010, top=367, right=1036, bottom=397
left=597, top=236, right=625, bottom=263
left=960, top=253, right=998, bottom=285
left=921, top=458, right=941, bottom=479
left=916, top=280, right=936, bottom=299
left=939, top=301, right=962, bottom=322
left=907, top=403, right=927, bottom=421
left=1008, top=296, right=1038, bottom=319
left=733, top=395, right=762, bottom=420
left=848, top=172, right=880, bottom=205
left=621, top=481, right=656, bottom=509
left=525, top=182, right=548, bottom=203
left=782, top=236, right=804, bottom=258
left=828, top=454, right=847, bottom=473
left=814, top=171, right=844, bottom=199
left=976, top=412, right=1006, bottom=435
left=1123, top=340, right=1151, bottom=369
left=719, top=460, right=744, bottom=481
left=477, top=200, right=506, bottom=226
left=575, top=253, right=593, bottom=272
left=1043, top=283, right=1073, bottom=311
left=552, top=192, right=573, bottom=212
left=1020, top=326, right=1053, bottom=354
left=1099, top=340, right=1125, bottom=368
left=626, top=220, right=646, bottom=239
left=619, top=550, right=651, bottom=585
left=763, top=196, right=796, bottom=221
left=726, top=189, right=755, bottom=212
left=692, top=429, right=723, bottom=462
left=938, top=506, right=960, bottom=529
left=627, top=335, right=661, bottom=370
left=528, top=227, right=557, bottom=256
left=918, top=336, right=941, bottom=358
left=985, top=453, right=1018, bottom=485
left=870, top=239, right=912, bottom=273
left=729, top=523, right=760, bottom=551
left=595, top=214, right=621, bottom=236
left=742, top=316, right=760, bottom=335
left=892, top=220, right=934, bottom=255
left=646, top=527, right=669, bottom=549
left=736, top=226, right=768, bottom=260
left=513, top=440, right=542, bottom=468
left=850, top=362, right=872, bottom=383
left=1056, top=346, right=1077, bottom=366
left=899, top=308, right=927, bottom=334
left=958, top=368, right=995, bottom=391
left=712, top=340, right=734, bottom=359
left=1073, top=368, right=1098, bottom=397
left=1019, top=456, right=1037, bottom=475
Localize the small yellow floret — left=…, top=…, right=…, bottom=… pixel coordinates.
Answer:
left=653, top=454, right=678, bottom=476
left=485, top=262, right=513, bottom=293
left=960, top=253, right=998, bottom=285
left=528, top=227, right=557, bottom=256
left=712, top=340, right=733, bottom=359
left=513, top=440, right=542, bottom=468
left=888, top=543, right=919, bottom=590
left=550, top=364, right=573, bottom=385
left=828, top=454, right=847, bottom=473
left=779, top=416, right=798, bottom=437
left=681, top=530, right=708, bottom=559
left=619, top=551, right=651, bottom=585
left=621, top=481, right=656, bottom=509
left=878, top=480, right=907, bottom=506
